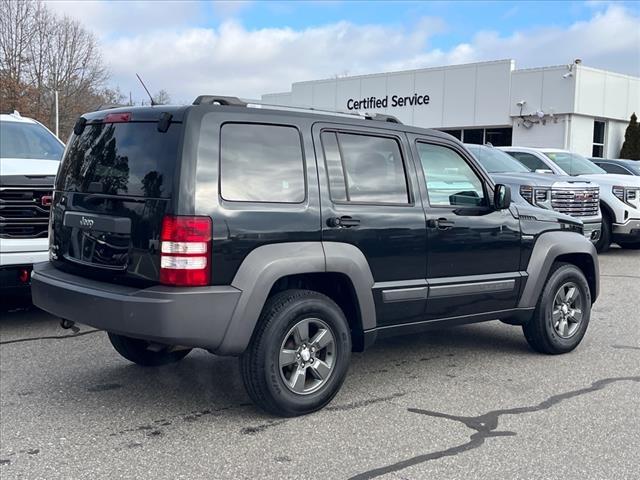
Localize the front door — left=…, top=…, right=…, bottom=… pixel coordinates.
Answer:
left=313, top=124, right=428, bottom=326
left=409, top=136, right=523, bottom=320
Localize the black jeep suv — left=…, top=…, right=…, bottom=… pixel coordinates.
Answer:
left=32, top=97, right=599, bottom=416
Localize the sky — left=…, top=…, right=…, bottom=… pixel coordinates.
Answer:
left=45, top=0, right=640, bottom=104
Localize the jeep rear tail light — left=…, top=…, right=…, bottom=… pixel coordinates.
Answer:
left=160, top=215, right=212, bottom=286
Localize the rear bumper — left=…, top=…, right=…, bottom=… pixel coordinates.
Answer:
left=31, top=262, right=241, bottom=351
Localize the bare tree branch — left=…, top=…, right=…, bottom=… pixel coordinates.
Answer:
left=1, top=0, right=112, bottom=136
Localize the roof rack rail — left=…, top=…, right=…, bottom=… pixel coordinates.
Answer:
left=364, top=113, right=402, bottom=124
left=191, top=96, right=404, bottom=124
left=250, top=100, right=404, bottom=124
left=247, top=101, right=363, bottom=118
left=193, top=95, right=247, bottom=106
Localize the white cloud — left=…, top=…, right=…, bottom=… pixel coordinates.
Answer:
left=102, top=18, right=446, bottom=102
left=46, top=2, right=640, bottom=103
left=427, top=5, right=640, bottom=74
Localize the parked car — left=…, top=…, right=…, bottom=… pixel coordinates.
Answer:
left=465, top=144, right=601, bottom=243
left=32, top=98, right=599, bottom=416
left=0, top=111, right=63, bottom=298
left=501, top=147, right=640, bottom=252
left=589, top=158, right=640, bottom=176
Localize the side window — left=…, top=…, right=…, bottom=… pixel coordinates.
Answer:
left=508, top=152, right=546, bottom=171
left=600, top=163, right=629, bottom=175
left=417, top=142, right=486, bottom=207
left=320, top=132, right=347, bottom=202
left=220, top=123, right=305, bottom=203
left=321, top=131, right=409, bottom=204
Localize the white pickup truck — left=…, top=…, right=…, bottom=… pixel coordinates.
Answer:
left=501, top=147, right=640, bottom=252
left=0, top=111, right=64, bottom=298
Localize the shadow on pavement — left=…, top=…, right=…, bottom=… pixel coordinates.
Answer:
left=10, top=321, right=533, bottom=424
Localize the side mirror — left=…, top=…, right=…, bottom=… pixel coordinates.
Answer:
left=494, top=184, right=512, bottom=210
left=535, top=168, right=554, bottom=174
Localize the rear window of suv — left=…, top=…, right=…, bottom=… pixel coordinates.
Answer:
left=220, top=123, right=305, bottom=203
left=57, top=122, right=180, bottom=198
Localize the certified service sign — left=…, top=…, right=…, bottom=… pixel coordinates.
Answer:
left=346, top=94, right=430, bottom=110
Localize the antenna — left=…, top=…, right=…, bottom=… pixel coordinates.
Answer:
left=136, top=73, right=156, bottom=106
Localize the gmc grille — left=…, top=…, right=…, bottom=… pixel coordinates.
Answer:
left=551, top=187, right=600, bottom=217
left=0, top=186, right=53, bottom=239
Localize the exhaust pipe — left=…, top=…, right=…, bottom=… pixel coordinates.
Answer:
left=60, top=318, right=80, bottom=334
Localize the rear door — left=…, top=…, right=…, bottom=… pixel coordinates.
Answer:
left=313, top=123, right=428, bottom=326
left=51, top=114, right=183, bottom=286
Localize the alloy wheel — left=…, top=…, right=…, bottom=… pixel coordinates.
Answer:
left=552, top=282, right=583, bottom=339
left=279, top=318, right=336, bottom=395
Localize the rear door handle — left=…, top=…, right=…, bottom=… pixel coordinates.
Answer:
left=327, top=216, right=361, bottom=228
left=428, top=218, right=455, bottom=230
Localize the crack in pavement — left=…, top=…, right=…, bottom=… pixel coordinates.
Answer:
left=612, top=344, right=640, bottom=351
left=0, top=329, right=100, bottom=346
left=326, top=392, right=406, bottom=412
left=349, top=376, right=640, bottom=480
left=241, top=420, right=286, bottom=435
left=600, top=274, right=640, bottom=279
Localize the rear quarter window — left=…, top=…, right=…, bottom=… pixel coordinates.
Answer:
left=220, top=123, right=305, bottom=203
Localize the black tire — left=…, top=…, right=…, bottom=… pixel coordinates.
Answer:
left=522, top=262, right=591, bottom=354
left=617, top=241, right=640, bottom=249
left=240, top=289, right=351, bottom=417
left=107, top=333, right=191, bottom=366
left=595, top=211, right=611, bottom=253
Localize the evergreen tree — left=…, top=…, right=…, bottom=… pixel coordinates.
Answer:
left=619, top=113, right=640, bottom=160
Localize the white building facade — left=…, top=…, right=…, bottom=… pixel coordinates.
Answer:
left=262, top=59, right=640, bottom=158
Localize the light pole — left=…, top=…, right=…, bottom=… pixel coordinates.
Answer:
left=54, top=90, right=59, bottom=138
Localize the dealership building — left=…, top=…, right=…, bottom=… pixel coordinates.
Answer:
left=262, top=59, right=639, bottom=158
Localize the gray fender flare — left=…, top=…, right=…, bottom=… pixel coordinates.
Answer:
left=518, top=231, right=599, bottom=308
left=216, top=241, right=375, bottom=354
left=323, top=241, right=376, bottom=330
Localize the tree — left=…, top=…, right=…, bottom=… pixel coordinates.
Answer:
left=0, top=0, right=111, bottom=138
left=619, top=113, right=640, bottom=160
left=0, top=0, right=34, bottom=113
left=153, top=89, right=171, bottom=105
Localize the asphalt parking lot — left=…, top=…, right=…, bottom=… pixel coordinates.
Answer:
left=1, top=249, right=639, bottom=480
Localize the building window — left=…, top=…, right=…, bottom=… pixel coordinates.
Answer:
left=463, top=129, right=484, bottom=145
left=437, top=127, right=512, bottom=147
left=484, top=128, right=512, bottom=147
left=592, top=120, right=606, bottom=158
left=441, top=129, right=462, bottom=140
